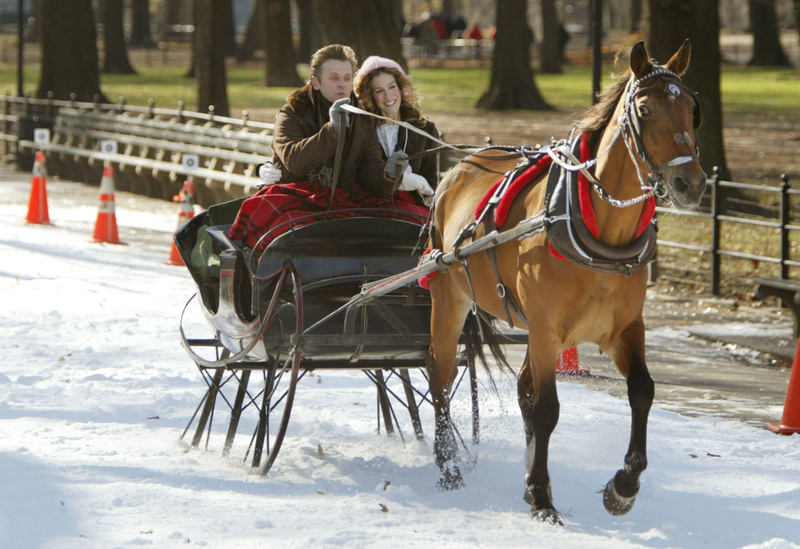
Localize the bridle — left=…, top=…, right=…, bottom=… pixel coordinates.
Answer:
left=542, top=64, right=702, bottom=209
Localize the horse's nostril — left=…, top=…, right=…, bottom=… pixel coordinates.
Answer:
left=672, top=176, right=689, bottom=194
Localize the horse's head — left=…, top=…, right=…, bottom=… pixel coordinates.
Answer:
left=626, top=40, right=707, bottom=210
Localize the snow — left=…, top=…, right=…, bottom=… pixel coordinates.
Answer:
left=1, top=176, right=800, bottom=548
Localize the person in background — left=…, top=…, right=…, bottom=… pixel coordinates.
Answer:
left=354, top=56, right=439, bottom=205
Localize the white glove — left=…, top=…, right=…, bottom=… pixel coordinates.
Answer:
left=398, top=172, right=435, bottom=196
left=257, top=162, right=281, bottom=186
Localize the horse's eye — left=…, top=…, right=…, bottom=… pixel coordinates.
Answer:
left=638, top=105, right=652, bottom=118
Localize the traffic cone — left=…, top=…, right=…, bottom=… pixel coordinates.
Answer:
left=25, top=151, right=51, bottom=225
left=92, top=162, right=123, bottom=244
left=557, top=347, right=590, bottom=375
left=767, top=338, right=800, bottom=435
left=167, top=179, right=195, bottom=266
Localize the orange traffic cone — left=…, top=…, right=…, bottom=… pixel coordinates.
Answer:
left=767, top=338, right=800, bottom=435
left=92, top=162, right=123, bottom=244
left=25, top=151, right=51, bottom=225
left=557, top=347, right=590, bottom=375
left=167, top=179, right=195, bottom=266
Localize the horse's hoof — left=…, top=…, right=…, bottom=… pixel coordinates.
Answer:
left=603, top=477, right=637, bottom=516
left=531, top=508, right=563, bottom=526
left=437, top=467, right=464, bottom=491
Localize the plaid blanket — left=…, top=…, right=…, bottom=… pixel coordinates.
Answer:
left=229, top=181, right=430, bottom=250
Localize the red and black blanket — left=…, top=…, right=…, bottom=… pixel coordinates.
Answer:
left=229, top=181, right=430, bottom=251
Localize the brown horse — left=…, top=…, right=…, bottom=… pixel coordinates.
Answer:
left=426, top=40, right=706, bottom=522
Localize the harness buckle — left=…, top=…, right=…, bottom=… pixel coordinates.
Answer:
left=496, top=283, right=506, bottom=298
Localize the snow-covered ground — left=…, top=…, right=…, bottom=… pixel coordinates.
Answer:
left=1, top=175, right=799, bottom=549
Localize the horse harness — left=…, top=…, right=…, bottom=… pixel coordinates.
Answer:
left=443, top=64, right=702, bottom=329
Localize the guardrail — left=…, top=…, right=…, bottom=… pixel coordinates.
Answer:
left=654, top=171, right=799, bottom=295
left=0, top=91, right=273, bottom=207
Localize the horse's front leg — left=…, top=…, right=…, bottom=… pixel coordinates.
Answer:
left=427, top=275, right=471, bottom=490
left=518, top=342, right=561, bottom=524
left=603, top=318, right=654, bottom=516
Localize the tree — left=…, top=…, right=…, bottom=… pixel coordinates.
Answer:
left=102, top=0, right=137, bottom=74
left=37, top=0, right=107, bottom=102
left=477, top=0, right=551, bottom=110
left=643, top=0, right=729, bottom=180
left=220, top=0, right=238, bottom=57
left=237, top=0, right=263, bottom=62
left=749, top=0, right=791, bottom=66
left=296, top=0, right=323, bottom=64
left=195, top=0, right=230, bottom=116
left=795, top=0, right=800, bottom=55
left=314, top=0, right=405, bottom=63
left=263, top=0, right=303, bottom=87
left=130, top=0, right=152, bottom=47
left=630, top=0, right=642, bottom=32
left=539, top=0, right=561, bottom=74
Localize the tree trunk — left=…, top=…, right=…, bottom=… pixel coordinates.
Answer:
left=130, top=0, right=152, bottom=47
left=163, top=0, right=183, bottom=26
left=220, top=0, right=238, bottom=57
left=196, top=0, right=230, bottom=116
left=539, top=0, right=561, bottom=73
left=186, top=0, right=196, bottom=78
left=296, top=0, right=323, bottom=65
left=102, top=0, right=137, bottom=74
left=644, top=0, right=729, bottom=180
left=263, top=0, right=303, bottom=86
left=795, top=0, right=800, bottom=55
left=27, top=0, right=42, bottom=43
left=37, top=0, right=107, bottom=102
left=237, top=0, right=263, bottom=62
left=630, top=0, right=642, bottom=32
left=749, top=0, right=791, bottom=67
left=477, top=0, right=551, bottom=110
left=315, top=0, right=405, bottom=65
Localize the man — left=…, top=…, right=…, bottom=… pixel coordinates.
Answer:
left=265, top=44, right=406, bottom=196
left=229, top=45, right=416, bottom=250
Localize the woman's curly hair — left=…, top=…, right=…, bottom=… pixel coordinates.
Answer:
left=354, top=67, right=425, bottom=127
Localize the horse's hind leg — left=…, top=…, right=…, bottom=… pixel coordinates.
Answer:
left=518, top=342, right=561, bottom=524
left=427, top=273, right=471, bottom=490
left=604, top=318, right=654, bottom=516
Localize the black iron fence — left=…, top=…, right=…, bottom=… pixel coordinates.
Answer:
left=654, top=171, right=799, bottom=295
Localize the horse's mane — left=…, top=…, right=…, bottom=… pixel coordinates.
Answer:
left=574, top=69, right=632, bottom=154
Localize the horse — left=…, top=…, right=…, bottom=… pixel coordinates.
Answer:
left=425, top=40, right=706, bottom=522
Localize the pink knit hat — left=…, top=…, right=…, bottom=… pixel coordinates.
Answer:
left=358, top=56, right=406, bottom=77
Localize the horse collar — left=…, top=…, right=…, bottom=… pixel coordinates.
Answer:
left=545, top=137, right=657, bottom=276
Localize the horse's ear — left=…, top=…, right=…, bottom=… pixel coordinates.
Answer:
left=665, top=39, right=692, bottom=76
left=629, top=41, right=650, bottom=78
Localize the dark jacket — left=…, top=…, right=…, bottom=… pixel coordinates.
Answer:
left=271, top=85, right=395, bottom=198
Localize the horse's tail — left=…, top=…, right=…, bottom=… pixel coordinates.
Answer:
left=463, top=309, right=514, bottom=394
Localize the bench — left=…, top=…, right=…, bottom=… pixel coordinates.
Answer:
left=18, top=105, right=274, bottom=208
left=753, top=276, right=800, bottom=338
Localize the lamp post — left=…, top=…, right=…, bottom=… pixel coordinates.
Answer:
left=17, top=0, right=24, bottom=97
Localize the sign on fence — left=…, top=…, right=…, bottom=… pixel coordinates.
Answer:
left=182, top=154, right=199, bottom=171
left=33, top=128, right=50, bottom=145
left=100, top=140, right=118, bottom=155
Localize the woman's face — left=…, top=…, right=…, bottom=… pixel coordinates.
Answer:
left=311, top=60, right=353, bottom=103
left=371, top=72, right=402, bottom=120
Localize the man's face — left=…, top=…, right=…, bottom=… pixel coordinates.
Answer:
left=311, top=60, right=353, bottom=103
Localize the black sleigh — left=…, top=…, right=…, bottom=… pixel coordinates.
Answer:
left=174, top=203, right=483, bottom=475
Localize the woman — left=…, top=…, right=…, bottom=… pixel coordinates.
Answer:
left=229, top=45, right=425, bottom=250
left=355, top=56, right=439, bottom=205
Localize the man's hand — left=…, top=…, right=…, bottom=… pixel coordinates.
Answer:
left=329, top=98, right=351, bottom=135
left=385, top=151, right=409, bottom=180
